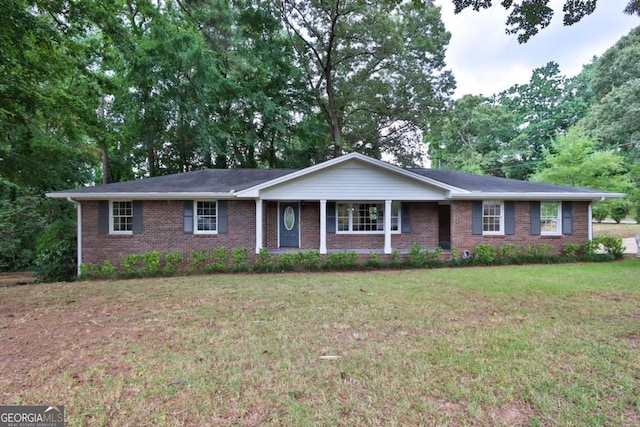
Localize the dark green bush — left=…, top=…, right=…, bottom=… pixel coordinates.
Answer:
left=34, top=216, right=77, bottom=282
left=322, top=251, right=359, bottom=270
left=473, top=244, right=497, bottom=264
left=230, top=248, right=250, bottom=272
left=1, top=196, right=48, bottom=271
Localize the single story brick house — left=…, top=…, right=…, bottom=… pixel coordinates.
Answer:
left=47, top=153, right=624, bottom=272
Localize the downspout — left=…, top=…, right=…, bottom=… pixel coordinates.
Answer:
left=67, top=197, right=82, bottom=276
left=588, top=202, right=593, bottom=241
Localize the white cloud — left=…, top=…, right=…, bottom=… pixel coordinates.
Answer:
left=435, top=0, right=640, bottom=97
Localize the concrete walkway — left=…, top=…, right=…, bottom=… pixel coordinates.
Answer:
left=622, top=237, right=638, bottom=255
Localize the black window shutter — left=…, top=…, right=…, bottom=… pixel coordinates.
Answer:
left=218, top=200, right=228, bottom=234
left=472, top=201, right=483, bottom=235
left=183, top=200, right=194, bottom=234
left=98, top=201, right=109, bottom=235
left=132, top=201, right=143, bottom=234
left=401, top=202, right=411, bottom=233
left=326, top=202, right=336, bottom=233
left=504, top=201, right=516, bottom=235
left=530, top=201, right=541, bottom=235
left=562, top=201, right=573, bottom=235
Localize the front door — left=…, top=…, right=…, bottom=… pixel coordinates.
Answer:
left=279, top=202, right=300, bottom=247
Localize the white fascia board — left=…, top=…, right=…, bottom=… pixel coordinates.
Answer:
left=449, top=192, right=626, bottom=201
left=46, top=192, right=236, bottom=200
left=236, top=152, right=466, bottom=198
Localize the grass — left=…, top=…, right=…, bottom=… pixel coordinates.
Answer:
left=593, top=222, right=640, bottom=239
left=1, top=262, right=640, bottom=426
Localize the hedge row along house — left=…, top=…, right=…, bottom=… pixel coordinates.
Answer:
left=48, top=153, right=625, bottom=274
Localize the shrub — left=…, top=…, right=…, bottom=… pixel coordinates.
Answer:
left=163, top=251, right=183, bottom=274
left=188, top=249, right=210, bottom=272
left=0, top=196, right=48, bottom=271
left=34, top=217, right=77, bottom=282
left=364, top=252, right=382, bottom=269
left=254, top=248, right=275, bottom=273
left=141, top=251, right=162, bottom=275
left=497, top=244, right=520, bottom=259
left=563, top=243, right=581, bottom=259
left=473, top=244, right=497, bottom=264
left=209, top=246, right=228, bottom=272
left=596, top=236, right=625, bottom=259
left=120, top=253, right=143, bottom=276
left=230, top=248, right=250, bottom=272
left=591, top=203, right=608, bottom=223
left=407, top=242, right=427, bottom=267
left=322, top=251, right=359, bottom=270
left=610, top=200, right=631, bottom=223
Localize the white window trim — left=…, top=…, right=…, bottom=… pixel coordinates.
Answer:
left=336, top=201, right=401, bottom=235
left=541, top=201, right=562, bottom=236
left=194, top=200, right=218, bottom=235
left=482, top=200, right=504, bottom=236
left=110, top=200, right=133, bottom=235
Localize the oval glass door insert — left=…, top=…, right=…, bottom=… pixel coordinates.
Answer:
left=284, top=206, right=296, bottom=231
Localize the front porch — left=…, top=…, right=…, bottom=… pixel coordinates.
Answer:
left=255, top=200, right=450, bottom=256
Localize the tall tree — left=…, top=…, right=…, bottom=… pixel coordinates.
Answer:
left=275, top=0, right=455, bottom=165
left=426, top=95, right=518, bottom=175
left=451, top=0, right=640, bottom=43
left=583, top=26, right=640, bottom=166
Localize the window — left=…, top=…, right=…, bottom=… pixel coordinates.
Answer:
left=195, top=201, right=217, bottom=233
left=111, top=201, right=133, bottom=234
left=336, top=202, right=400, bottom=233
left=541, top=202, right=561, bottom=235
left=482, top=201, right=503, bottom=235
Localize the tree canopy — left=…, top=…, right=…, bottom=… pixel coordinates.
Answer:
left=452, top=0, right=640, bottom=43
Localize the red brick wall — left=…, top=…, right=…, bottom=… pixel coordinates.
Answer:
left=80, top=199, right=591, bottom=266
left=450, top=200, right=590, bottom=254
left=81, top=200, right=257, bottom=266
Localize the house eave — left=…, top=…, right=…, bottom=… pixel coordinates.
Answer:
left=448, top=192, right=626, bottom=201
left=46, top=192, right=236, bottom=200
left=235, top=153, right=466, bottom=198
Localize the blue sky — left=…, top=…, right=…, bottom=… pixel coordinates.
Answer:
left=435, top=0, right=640, bottom=97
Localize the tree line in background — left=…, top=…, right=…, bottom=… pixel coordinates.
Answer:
left=427, top=25, right=640, bottom=223
left=0, top=0, right=638, bottom=277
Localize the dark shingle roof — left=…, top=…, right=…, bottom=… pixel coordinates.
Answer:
left=407, top=168, right=605, bottom=194
left=54, top=168, right=296, bottom=195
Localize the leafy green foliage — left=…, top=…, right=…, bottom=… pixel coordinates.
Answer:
left=322, top=251, right=359, bottom=271
left=277, top=0, right=454, bottom=165
left=530, top=128, right=633, bottom=192
left=452, top=0, right=639, bottom=43
left=609, top=200, right=632, bottom=223
left=33, top=216, right=77, bottom=282
left=230, top=248, right=250, bottom=272
left=0, top=196, right=47, bottom=271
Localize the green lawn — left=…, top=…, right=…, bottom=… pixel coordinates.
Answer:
left=1, top=262, right=640, bottom=426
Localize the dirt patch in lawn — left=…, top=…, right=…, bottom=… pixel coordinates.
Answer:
left=0, top=271, right=35, bottom=287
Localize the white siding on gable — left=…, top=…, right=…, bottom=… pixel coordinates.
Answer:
left=259, top=160, right=448, bottom=200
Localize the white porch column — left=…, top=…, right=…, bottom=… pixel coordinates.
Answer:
left=255, top=199, right=263, bottom=254
left=384, top=199, right=392, bottom=254
left=588, top=202, right=593, bottom=241
left=320, top=199, right=327, bottom=255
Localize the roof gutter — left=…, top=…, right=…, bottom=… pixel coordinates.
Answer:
left=448, top=192, right=626, bottom=201
left=67, top=197, right=82, bottom=277
left=47, top=192, right=235, bottom=200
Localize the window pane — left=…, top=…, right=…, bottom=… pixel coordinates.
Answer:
left=112, top=201, right=133, bottom=232
left=482, top=201, right=501, bottom=233
left=196, top=201, right=217, bottom=232
left=541, top=202, right=559, bottom=234
left=337, top=203, right=350, bottom=231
